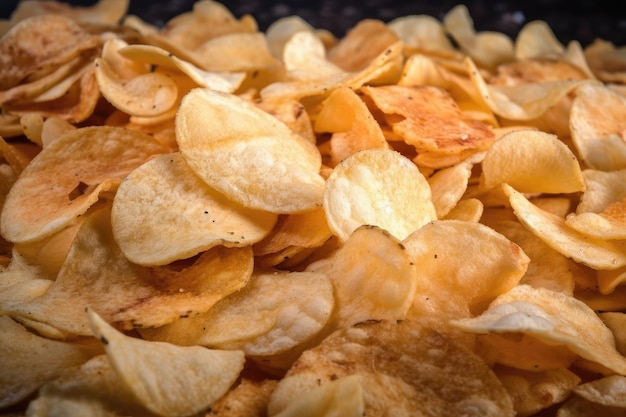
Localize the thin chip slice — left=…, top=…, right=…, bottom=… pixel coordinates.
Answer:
left=323, top=148, right=436, bottom=241
left=503, top=184, right=626, bottom=269
left=268, top=320, right=514, bottom=416
left=451, top=284, right=626, bottom=376
left=403, top=219, right=528, bottom=321
left=0, top=125, right=168, bottom=243
left=10, top=0, right=129, bottom=25
left=176, top=88, right=325, bottom=213
left=515, top=20, right=565, bottom=60
left=388, top=14, right=456, bottom=56
left=307, top=225, right=418, bottom=329
left=271, top=375, right=364, bottom=417
left=112, top=152, right=277, bottom=265
left=574, top=375, right=626, bottom=407
left=428, top=161, right=473, bottom=218
left=0, top=315, right=101, bottom=408
left=480, top=129, right=585, bottom=193
left=87, top=309, right=245, bottom=417
left=206, top=379, right=278, bottom=417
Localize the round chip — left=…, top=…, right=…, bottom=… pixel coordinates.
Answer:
left=323, top=148, right=436, bottom=241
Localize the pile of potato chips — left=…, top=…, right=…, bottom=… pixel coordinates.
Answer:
left=3, top=0, right=626, bottom=415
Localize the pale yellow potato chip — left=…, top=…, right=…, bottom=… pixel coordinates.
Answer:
left=443, top=5, right=514, bottom=69
left=307, top=225, right=418, bottom=329
left=265, top=15, right=317, bottom=59
left=451, top=284, right=626, bottom=375
left=495, top=366, right=580, bottom=417
left=388, top=14, right=455, bottom=56
left=600, top=312, right=626, bottom=356
left=3, top=206, right=253, bottom=334
left=112, top=152, right=276, bottom=265
left=404, top=219, right=528, bottom=321
left=10, top=0, right=129, bottom=25
left=271, top=375, right=364, bottom=417
left=0, top=125, right=168, bottom=244
left=570, top=82, right=626, bottom=170
left=557, top=395, right=626, bottom=417
left=87, top=309, right=245, bottom=417
left=428, top=161, right=473, bottom=218
left=176, top=88, right=325, bottom=213
left=268, top=320, right=515, bottom=416
left=444, top=197, right=484, bottom=222
left=0, top=315, right=101, bottom=408
left=26, top=355, right=151, bottom=417
left=206, top=378, right=278, bottom=417
left=503, top=184, right=626, bottom=269
left=195, top=32, right=281, bottom=73
left=515, top=20, right=565, bottom=60
left=323, top=148, right=436, bottom=241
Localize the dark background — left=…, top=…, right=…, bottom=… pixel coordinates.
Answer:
left=1, top=0, right=625, bottom=47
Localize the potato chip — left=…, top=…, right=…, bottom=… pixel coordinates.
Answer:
left=271, top=375, right=364, bottom=417
left=26, top=355, right=151, bottom=417
left=0, top=125, right=167, bottom=244
left=87, top=309, right=245, bottom=417
left=112, top=152, right=276, bottom=265
left=515, top=20, right=565, bottom=60
left=600, top=312, right=626, bottom=355
left=361, top=84, right=495, bottom=169
left=268, top=320, right=514, bottom=416
left=327, top=19, right=399, bottom=72
left=206, top=378, right=278, bottom=417
left=503, top=184, right=626, bottom=269
left=265, top=15, right=318, bottom=59
left=556, top=375, right=626, bottom=416
left=570, top=82, right=626, bottom=171
left=3, top=206, right=253, bottom=334
left=9, top=0, right=129, bottom=25
left=495, top=365, right=580, bottom=417
left=323, top=148, right=436, bottom=241
left=176, top=88, right=325, bottom=213
left=444, top=197, right=484, bottom=222
left=451, top=284, right=626, bottom=375
left=403, top=219, right=528, bottom=321
left=443, top=5, right=514, bottom=69
left=40, top=115, right=75, bottom=147
left=307, top=225, right=418, bottom=329
left=557, top=396, right=626, bottom=417
left=0, top=14, right=99, bottom=91
left=480, top=129, right=584, bottom=194
left=388, top=14, right=456, bottom=56
left=314, top=87, right=389, bottom=167
left=194, top=32, right=281, bottom=73
left=428, top=161, right=473, bottom=218
left=0, top=315, right=101, bottom=408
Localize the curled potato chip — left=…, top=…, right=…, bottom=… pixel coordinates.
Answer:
left=323, top=148, right=436, bottom=241
left=176, top=88, right=325, bottom=213
left=388, top=14, right=455, bottom=55
left=0, top=315, right=101, bottom=408
left=0, top=126, right=167, bottom=244
left=428, top=161, right=473, bottom=218
left=195, top=32, right=281, bottom=72
left=515, top=20, right=565, bottom=60
left=480, top=129, right=585, bottom=193
left=10, top=0, right=129, bottom=25
left=503, top=184, right=626, bottom=269
left=307, top=225, right=418, bottom=328
left=451, top=285, right=626, bottom=376
left=112, top=152, right=276, bottom=265
left=570, top=82, right=626, bottom=171
left=268, top=320, right=514, bottom=416
left=87, top=309, right=245, bottom=417
left=403, top=219, right=528, bottom=321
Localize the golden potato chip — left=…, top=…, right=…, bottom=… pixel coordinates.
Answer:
left=323, top=148, right=436, bottom=241
left=307, top=225, right=418, bottom=328
left=600, top=312, right=626, bottom=355
left=87, top=309, right=245, bottom=417
left=444, top=197, right=484, bottom=222
left=314, top=86, right=389, bottom=166
left=403, top=219, right=528, bottom=321
left=194, top=32, right=281, bottom=73
left=9, top=0, right=129, bottom=25
left=268, top=320, right=515, bottom=416
left=40, top=115, right=75, bottom=147
left=443, top=5, right=514, bottom=69
left=206, top=378, right=278, bottom=417
left=176, top=88, right=325, bottom=213
left=503, top=184, right=626, bottom=269
left=327, top=19, right=399, bottom=72
left=570, top=82, right=626, bottom=171
left=428, top=161, right=473, bottom=218
left=360, top=84, right=495, bottom=168
left=265, top=15, right=318, bottom=59
left=3, top=206, right=253, bottom=334
left=112, top=152, right=276, bottom=265
left=557, top=375, right=626, bottom=416
left=271, top=375, right=364, bottom=417
left=485, top=219, right=576, bottom=294
left=0, top=14, right=99, bottom=91
left=0, top=125, right=167, bottom=244
left=451, top=284, right=626, bottom=375
left=388, top=14, right=456, bottom=56
left=0, top=315, right=101, bottom=408
left=495, top=365, right=580, bottom=417
left=480, top=129, right=584, bottom=193
left=514, top=20, right=565, bottom=60
left=557, top=396, right=626, bottom=417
